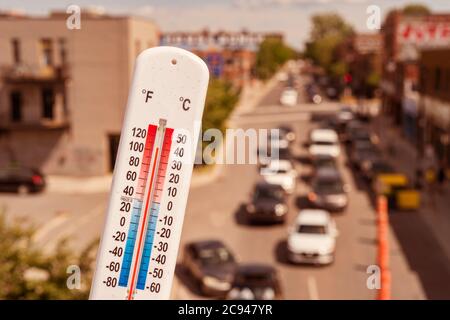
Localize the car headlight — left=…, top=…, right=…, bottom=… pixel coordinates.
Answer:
left=275, top=204, right=287, bottom=215
left=287, top=132, right=295, bottom=141
left=203, top=276, right=230, bottom=290
left=246, top=204, right=255, bottom=213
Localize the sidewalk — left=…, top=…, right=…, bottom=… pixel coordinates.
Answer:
left=372, top=115, right=450, bottom=299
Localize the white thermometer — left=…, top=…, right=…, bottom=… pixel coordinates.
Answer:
left=90, top=47, right=209, bottom=300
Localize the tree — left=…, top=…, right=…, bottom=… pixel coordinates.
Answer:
left=0, top=213, right=95, bottom=299
left=255, top=38, right=296, bottom=80
left=403, top=3, right=431, bottom=16
left=305, top=13, right=354, bottom=74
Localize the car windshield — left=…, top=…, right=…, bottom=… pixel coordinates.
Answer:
left=254, top=186, right=284, bottom=201
left=314, top=141, right=334, bottom=146
left=315, top=179, right=344, bottom=194
left=298, top=224, right=327, bottom=234
left=198, top=247, right=234, bottom=265
left=315, top=158, right=335, bottom=167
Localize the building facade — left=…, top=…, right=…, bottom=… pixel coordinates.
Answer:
left=0, top=11, right=159, bottom=176
left=419, top=48, right=450, bottom=165
left=160, top=30, right=283, bottom=88
left=380, top=11, right=450, bottom=144
left=337, top=33, right=383, bottom=98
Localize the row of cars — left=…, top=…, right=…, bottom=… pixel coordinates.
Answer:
left=181, top=240, right=282, bottom=299
left=249, top=124, right=344, bottom=266
left=327, top=107, right=394, bottom=187
left=179, top=123, right=347, bottom=299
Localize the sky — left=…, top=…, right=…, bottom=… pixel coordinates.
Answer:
left=2, top=0, right=450, bottom=49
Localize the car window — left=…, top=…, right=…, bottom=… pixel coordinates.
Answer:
left=254, top=187, right=284, bottom=201
left=198, top=247, right=234, bottom=265
left=314, top=141, right=335, bottom=146
left=314, top=179, right=344, bottom=194
left=298, top=224, right=327, bottom=234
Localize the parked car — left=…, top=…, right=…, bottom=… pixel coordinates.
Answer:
left=349, top=141, right=381, bottom=169
left=308, top=167, right=349, bottom=212
left=0, top=166, right=45, bottom=194
left=362, top=159, right=395, bottom=182
left=261, top=160, right=297, bottom=194
left=287, top=209, right=338, bottom=265
left=182, top=240, right=237, bottom=297
left=341, top=120, right=365, bottom=143
left=308, top=129, right=340, bottom=158
left=245, top=182, right=288, bottom=224
left=280, top=87, right=298, bottom=107
left=227, top=264, right=282, bottom=300
left=310, top=154, right=337, bottom=177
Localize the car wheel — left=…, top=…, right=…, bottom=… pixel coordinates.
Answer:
left=17, top=185, right=30, bottom=195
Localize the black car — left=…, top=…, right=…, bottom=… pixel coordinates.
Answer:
left=349, top=141, right=381, bottom=169
left=182, top=240, right=237, bottom=297
left=311, top=154, right=337, bottom=173
left=227, top=264, right=282, bottom=300
left=362, top=159, right=395, bottom=182
left=308, top=167, right=349, bottom=212
left=0, top=166, right=45, bottom=194
left=342, top=120, right=365, bottom=143
left=245, top=182, right=288, bottom=224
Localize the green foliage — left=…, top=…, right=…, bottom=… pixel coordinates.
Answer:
left=202, top=79, right=239, bottom=135
left=366, top=71, right=381, bottom=88
left=329, top=61, right=348, bottom=78
left=403, top=3, right=431, bottom=16
left=0, top=213, right=95, bottom=299
left=310, top=13, right=353, bottom=42
left=255, top=38, right=296, bottom=80
left=305, top=13, right=354, bottom=75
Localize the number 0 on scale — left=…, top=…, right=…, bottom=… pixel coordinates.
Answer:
left=90, top=47, right=209, bottom=300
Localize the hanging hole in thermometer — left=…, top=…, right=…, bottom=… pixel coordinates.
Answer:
left=90, top=47, right=209, bottom=300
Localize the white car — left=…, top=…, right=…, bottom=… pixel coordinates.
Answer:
left=287, top=209, right=338, bottom=265
left=280, top=88, right=298, bottom=107
left=309, top=129, right=340, bottom=158
left=261, top=160, right=297, bottom=194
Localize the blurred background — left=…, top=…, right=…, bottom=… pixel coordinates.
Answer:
left=0, top=0, right=449, bottom=299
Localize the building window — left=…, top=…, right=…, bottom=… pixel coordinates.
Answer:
left=10, top=91, right=23, bottom=122
left=435, top=67, right=441, bottom=92
left=40, top=38, right=54, bottom=66
left=11, top=38, right=21, bottom=64
left=41, top=88, right=55, bottom=120
left=59, top=38, right=67, bottom=65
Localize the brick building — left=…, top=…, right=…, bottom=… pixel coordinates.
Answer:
left=380, top=11, right=450, bottom=144
left=0, top=11, right=159, bottom=176
left=337, top=33, right=383, bottom=97
left=419, top=48, right=450, bottom=165
left=160, top=30, right=283, bottom=88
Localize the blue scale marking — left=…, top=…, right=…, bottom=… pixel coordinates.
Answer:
left=136, top=202, right=160, bottom=290
left=118, top=200, right=143, bottom=287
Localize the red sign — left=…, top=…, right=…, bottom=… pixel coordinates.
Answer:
left=399, top=22, right=450, bottom=45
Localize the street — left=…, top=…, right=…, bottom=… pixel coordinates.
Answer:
left=175, top=78, right=425, bottom=299
left=0, top=76, right=440, bottom=300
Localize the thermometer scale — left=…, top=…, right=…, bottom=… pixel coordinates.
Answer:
left=90, top=47, right=209, bottom=299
